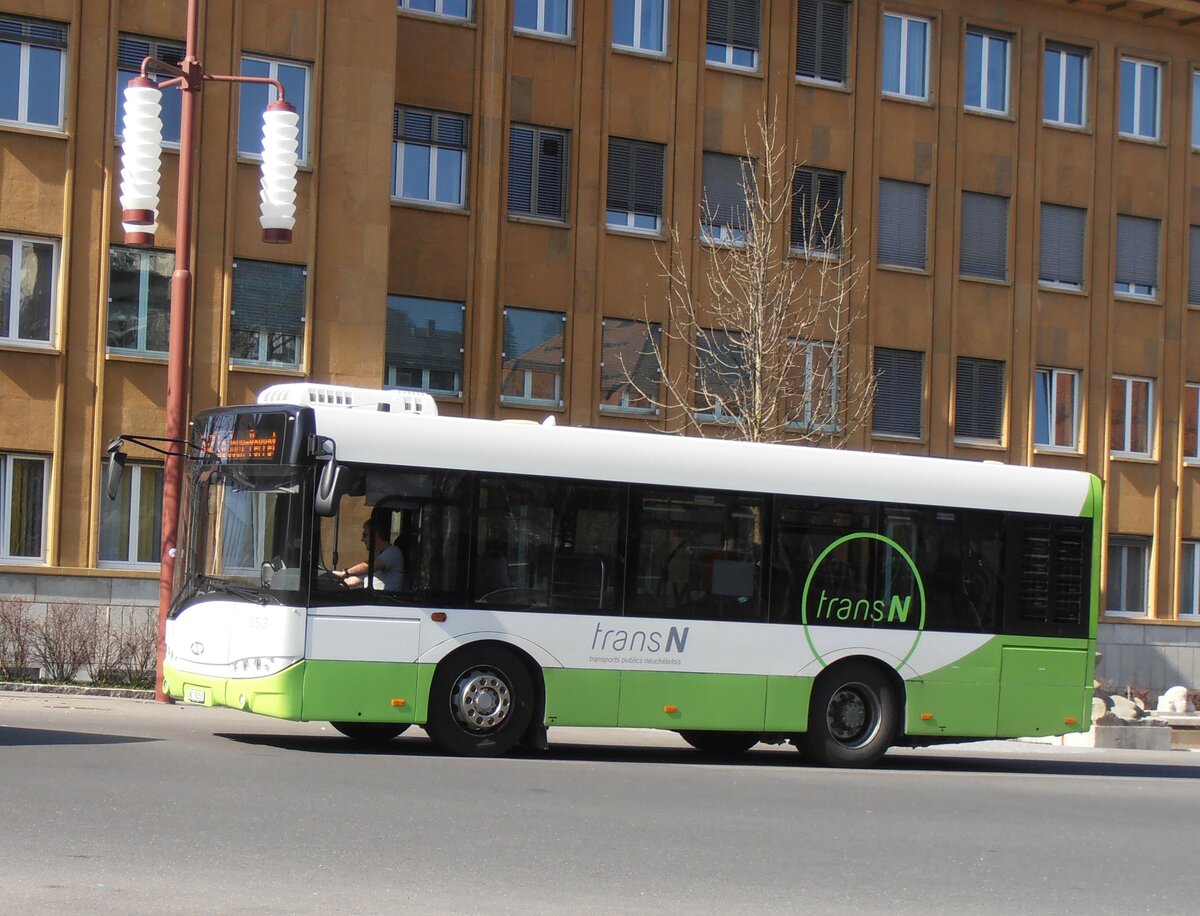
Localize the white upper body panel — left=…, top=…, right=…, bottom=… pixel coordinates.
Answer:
left=290, top=393, right=1094, bottom=518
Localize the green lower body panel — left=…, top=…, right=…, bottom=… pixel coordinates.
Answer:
left=163, top=661, right=305, bottom=720
left=301, top=660, right=425, bottom=724
left=544, top=668, right=621, bottom=726
left=997, top=646, right=1091, bottom=737
left=617, top=671, right=767, bottom=731
left=763, top=675, right=812, bottom=732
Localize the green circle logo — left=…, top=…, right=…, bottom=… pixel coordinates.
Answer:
left=800, top=532, right=926, bottom=669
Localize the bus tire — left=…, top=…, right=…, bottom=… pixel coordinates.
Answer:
left=678, top=731, right=760, bottom=756
left=330, top=722, right=410, bottom=742
left=798, top=661, right=898, bottom=768
left=424, top=645, right=535, bottom=757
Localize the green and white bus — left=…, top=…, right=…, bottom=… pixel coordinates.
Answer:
left=146, top=383, right=1099, bottom=766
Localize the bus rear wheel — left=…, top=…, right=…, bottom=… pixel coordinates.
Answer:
left=330, top=722, right=410, bottom=742
left=424, top=645, right=535, bottom=757
left=797, top=661, right=898, bottom=768
left=678, top=731, right=760, bottom=756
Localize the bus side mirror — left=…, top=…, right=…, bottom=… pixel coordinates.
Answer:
left=105, top=439, right=128, bottom=500
left=314, top=458, right=347, bottom=517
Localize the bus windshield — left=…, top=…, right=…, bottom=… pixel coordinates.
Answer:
left=172, top=462, right=310, bottom=613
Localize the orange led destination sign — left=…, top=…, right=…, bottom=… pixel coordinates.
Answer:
left=194, top=410, right=291, bottom=464
left=200, top=430, right=280, bottom=462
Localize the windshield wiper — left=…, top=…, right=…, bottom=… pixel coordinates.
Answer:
left=192, top=575, right=280, bottom=605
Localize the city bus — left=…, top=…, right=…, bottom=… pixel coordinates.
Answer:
left=129, top=383, right=1100, bottom=767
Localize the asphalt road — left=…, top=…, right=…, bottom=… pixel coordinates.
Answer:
left=2, top=691, right=1198, bottom=915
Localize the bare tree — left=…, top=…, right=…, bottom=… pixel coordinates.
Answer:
left=624, top=105, right=872, bottom=444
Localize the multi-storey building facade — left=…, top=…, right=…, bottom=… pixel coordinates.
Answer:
left=2, top=0, right=1200, bottom=694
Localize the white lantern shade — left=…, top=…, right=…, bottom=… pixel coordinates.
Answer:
left=118, top=78, right=164, bottom=243
left=259, top=101, right=299, bottom=243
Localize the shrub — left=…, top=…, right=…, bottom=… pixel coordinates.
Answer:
left=32, top=604, right=93, bottom=683
left=0, top=599, right=36, bottom=681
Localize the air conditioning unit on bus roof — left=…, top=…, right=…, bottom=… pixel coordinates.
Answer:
left=257, top=383, right=438, bottom=416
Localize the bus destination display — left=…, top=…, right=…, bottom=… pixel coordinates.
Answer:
left=196, top=411, right=289, bottom=464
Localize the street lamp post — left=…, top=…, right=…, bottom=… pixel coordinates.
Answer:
left=117, top=0, right=299, bottom=701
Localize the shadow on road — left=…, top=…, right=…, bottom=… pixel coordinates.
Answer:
left=214, top=731, right=1200, bottom=779
left=0, top=725, right=161, bottom=747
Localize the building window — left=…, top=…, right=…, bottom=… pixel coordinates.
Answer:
left=1110, top=375, right=1154, bottom=458
left=705, top=0, right=760, bottom=70
left=613, top=0, right=666, bottom=54
left=791, top=166, right=844, bottom=256
left=701, top=152, right=751, bottom=244
left=1044, top=43, right=1087, bottom=127
left=1107, top=535, right=1149, bottom=615
left=1039, top=203, right=1086, bottom=290
left=108, top=247, right=172, bottom=356
left=960, top=191, right=1008, bottom=281
left=99, top=462, right=163, bottom=568
left=508, top=124, right=569, bottom=221
left=1181, top=541, right=1200, bottom=616
left=695, top=329, right=743, bottom=421
left=399, top=0, right=471, bottom=20
left=1193, top=71, right=1200, bottom=148
left=0, top=233, right=57, bottom=345
left=501, top=307, right=565, bottom=407
left=1120, top=57, right=1161, bottom=141
left=877, top=178, right=928, bottom=269
left=385, top=295, right=464, bottom=397
left=788, top=340, right=839, bottom=431
left=1190, top=227, right=1200, bottom=306
left=116, top=35, right=183, bottom=145
left=881, top=12, right=929, bottom=101
left=515, top=0, right=570, bottom=37
left=1034, top=367, right=1079, bottom=451
left=392, top=107, right=469, bottom=208
left=600, top=318, right=661, bottom=415
left=1114, top=215, right=1159, bottom=299
left=0, top=16, right=66, bottom=130
left=796, top=0, right=849, bottom=85
left=237, top=55, right=310, bottom=164
left=1184, top=383, right=1200, bottom=462
left=955, top=356, right=1005, bottom=444
left=964, top=28, right=1009, bottom=115
left=230, top=260, right=306, bottom=369
left=873, top=347, right=924, bottom=438
left=0, top=453, right=47, bottom=563
left=606, top=138, right=664, bottom=233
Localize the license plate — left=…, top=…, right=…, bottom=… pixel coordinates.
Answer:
left=186, top=687, right=207, bottom=704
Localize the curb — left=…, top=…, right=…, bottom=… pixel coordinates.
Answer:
left=0, top=682, right=155, bottom=700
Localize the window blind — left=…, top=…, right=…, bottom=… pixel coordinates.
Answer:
left=1039, top=203, right=1086, bottom=287
left=960, top=191, right=1009, bottom=281
left=702, top=152, right=751, bottom=229
left=791, top=167, right=844, bottom=253
left=955, top=356, right=1005, bottom=442
left=0, top=16, right=67, bottom=48
left=607, top=138, right=664, bottom=220
left=231, top=260, right=306, bottom=335
left=1115, top=214, right=1160, bottom=290
left=707, top=0, right=760, bottom=51
left=1190, top=226, right=1200, bottom=305
left=796, top=0, right=849, bottom=83
left=872, top=348, right=923, bottom=437
left=877, top=179, right=928, bottom=269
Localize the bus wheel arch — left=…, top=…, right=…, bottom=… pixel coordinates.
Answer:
left=423, top=640, right=542, bottom=758
left=796, top=656, right=904, bottom=768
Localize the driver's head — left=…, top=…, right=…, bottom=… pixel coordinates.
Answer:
left=363, top=517, right=389, bottom=548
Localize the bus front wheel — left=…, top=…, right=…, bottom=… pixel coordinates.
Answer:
left=797, top=661, right=898, bottom=768
left=330, top=722, right=410, bottom=742
left=424, top=645, right=535, bottom=757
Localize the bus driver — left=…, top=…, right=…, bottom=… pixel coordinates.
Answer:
left=333, top=518, right=406, bottom=591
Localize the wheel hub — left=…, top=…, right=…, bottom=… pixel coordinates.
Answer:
left=450, top=668, right=512, bottom=732
left=826, top=683, right=879, bottom=746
